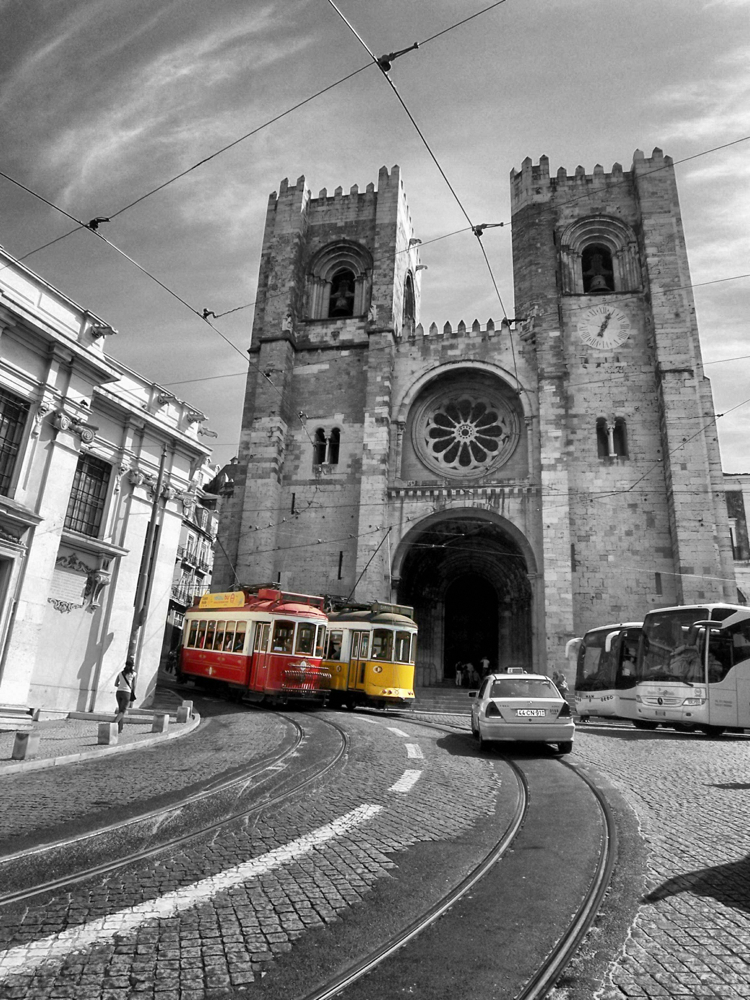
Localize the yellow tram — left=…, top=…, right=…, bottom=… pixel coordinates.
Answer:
left=324, top=602, right=417, bottom=710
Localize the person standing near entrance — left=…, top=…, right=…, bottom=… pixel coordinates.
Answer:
left=480, top=655, right=491, bottom=677
left=454, top=662, right=463, bottom=687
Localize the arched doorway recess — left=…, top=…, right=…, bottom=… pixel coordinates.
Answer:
left=394, top=513, right=533, bottom=686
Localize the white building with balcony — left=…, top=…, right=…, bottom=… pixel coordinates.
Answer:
left=0, top=244, right=212, bottom=727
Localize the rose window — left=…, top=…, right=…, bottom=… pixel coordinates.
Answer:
left=420, top=395, right=517, bottom=475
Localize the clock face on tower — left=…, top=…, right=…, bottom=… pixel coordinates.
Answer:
left=577, top=304, right=632, bottom=350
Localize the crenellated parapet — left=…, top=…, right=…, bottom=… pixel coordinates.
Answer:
left=510, top=147, right=673, bottom=213
left=406, top=318, right=514, bottom=341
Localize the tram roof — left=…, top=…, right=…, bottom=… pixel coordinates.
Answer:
left=327, top=609, right=417, bottom=627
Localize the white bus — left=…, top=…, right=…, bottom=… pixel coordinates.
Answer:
left=571, top=622, right=642, bottom=724
left=634, top=603, right=747, bottom=733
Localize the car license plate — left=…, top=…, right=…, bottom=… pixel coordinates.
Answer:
left=517, top=709, right=545, bottom=717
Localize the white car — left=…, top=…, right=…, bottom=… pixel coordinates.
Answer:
left=469, top=672, right=575, bottom=754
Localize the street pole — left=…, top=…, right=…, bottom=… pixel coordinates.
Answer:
left=127, top=443, right=168, bottom=664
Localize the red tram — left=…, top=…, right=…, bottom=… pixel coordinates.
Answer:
left=178, top=587, right=330, bottom=705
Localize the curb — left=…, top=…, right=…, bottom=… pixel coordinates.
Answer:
left=0, top=712, right=202, bottom=776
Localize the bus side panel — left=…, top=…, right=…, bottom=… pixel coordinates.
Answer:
left=711, top=673, right=740, bottom=727
left=736, top=662, right=750, bottom=728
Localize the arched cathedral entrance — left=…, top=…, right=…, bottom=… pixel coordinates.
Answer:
left=394, top=512, right=534, bottom=687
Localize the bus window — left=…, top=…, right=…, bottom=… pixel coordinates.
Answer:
left=576, top=633, right=616, bottom=690
left=640, top=609, right=708, bottom=679
left=205, top=621, right=217, bottom=650
left=395, top=631, right=411, bottom=663
left=359, top=633, right=369, bottom=657
left=196, top=620, right=207, bottom=649
left=187, top=620, right=199, bottom=647
left=296, top=623, right=315, bottom=655
left=707, top=617, right=750, bottom=683
left=233, top=621, right=247, bottom=652
left=223, top=622, right=236, bottom=650
left=214, top=621, right=226, bottom=651
left=272, top=621, right=294, bottom=653
left=372, top=629, right=393, bottom=661
left=351, top=632, right=360, bottom=659
left=327, top=631, right=343, bottom=660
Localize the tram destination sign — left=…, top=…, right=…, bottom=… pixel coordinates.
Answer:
left=199, top=591, right=246, bottom=610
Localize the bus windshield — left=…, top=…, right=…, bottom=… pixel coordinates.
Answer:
left=575, top=629, right=638, bottom=691
left=639, top=609, right=709, bottom=683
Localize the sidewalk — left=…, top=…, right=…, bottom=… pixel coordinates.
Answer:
left=0, top=688, right=200, bottom=776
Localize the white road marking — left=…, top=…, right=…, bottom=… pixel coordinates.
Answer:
left=0, top=804, right=382, bottom=979
left=387, top=727, right=410, bottom=737
left=405, top=744, right=423, bottom=759
left=389, top=770, right=422, bottom=793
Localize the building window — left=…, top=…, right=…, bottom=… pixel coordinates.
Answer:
left=0, top=388, right=30, bottom=496
left=403, top=273, right=415, bottom=327
left=582, top=244, right=614, bottom=294
left=64, top=454, right=111, bottom=536
left=596, top=417, right=628, bottom=459
left=306, top=241, right=373, bottom=320
left=313, top=428, right=327, bottom=465
left=328, top=428, right=340, bottom=465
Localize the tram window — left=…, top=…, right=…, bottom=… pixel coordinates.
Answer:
left=315, top=625, right=326, bottom=658
left=196, top=621, right=207, bottom=648
left=261, top=623, right=271, bottom=651
left=205, top=621, right=217, bottom=650
left=327, top=630, right=343, bottom=660
left=351, top=633, right=360, bottom=659
left=254, top=623, right=267, bottom=652
left=214, top=622, right=226, bottom=651
left=233, top=622, right=247, bottom=652
left=187, top=620, right=198, bottom=648
left=272, top=621, right=295, bottom=653
left=410, top=635, right=417, bottom=664
left=359, top=633, right=369, bottom=657
left=394, top=631, right=411, bottom=663
left=223, top=623, right=236, bottom=650
left=372, top=629, right=393, bottom=661
left=296, top=623, right=315, bottom=655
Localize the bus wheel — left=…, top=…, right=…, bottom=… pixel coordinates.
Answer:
left=633, top=720, right=658, bottom=731
left=700, top=725, right=726, bottom=737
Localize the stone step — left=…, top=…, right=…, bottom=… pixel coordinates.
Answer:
left=411, top=688, right=473, bottom=713
left=0, top=704, right=36, bottom=734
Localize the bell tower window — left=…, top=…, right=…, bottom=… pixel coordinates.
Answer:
left=306, top=241, right=373, bottom=320
left=582, top=244, right=614, bottom=294
left=403, top=273, right=415, bottom=328
left=327, top=428, right=340, bottom=465
left=596, top=417, right=628, bottom=458
left=329, top=269, right=356, bottom=317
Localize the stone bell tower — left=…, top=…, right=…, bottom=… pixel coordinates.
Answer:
left=510, top=148, right=735, bottom=639
left=214, top=167, right=423, bottom=598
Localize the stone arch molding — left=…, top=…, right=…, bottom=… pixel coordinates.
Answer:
left=559, top=215, right=641, bottom=295
left=390, top=506, right=539, bottom=583
left=396, top=360, right=533, bottom=426
left=306, top=240, right=373, bottom=319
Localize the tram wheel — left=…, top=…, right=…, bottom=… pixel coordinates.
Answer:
left=633, top=720, right=658, bottom=731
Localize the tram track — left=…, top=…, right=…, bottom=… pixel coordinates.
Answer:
left=0, top=710, right=350, bottom=909
left=296, top=714, right=617, bottom=1000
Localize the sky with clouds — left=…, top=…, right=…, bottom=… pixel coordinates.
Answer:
left=1, top=0, right=749, bottom=471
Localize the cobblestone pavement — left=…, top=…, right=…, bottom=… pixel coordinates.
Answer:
left=415, top=711, right=750, bottom=1000
left=0, top=710, right=502, bottom=999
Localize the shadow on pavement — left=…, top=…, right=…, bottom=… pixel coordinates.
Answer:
left=643, top=854, right=750, bottom=913
left=436, top=732, right=561, bottom=760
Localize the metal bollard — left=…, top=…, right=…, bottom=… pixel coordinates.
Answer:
left=11, top=731, right=40, bottom=760
left=98, top=722, right=118, bottom=745
left=151, top=713, right=169, bottom=734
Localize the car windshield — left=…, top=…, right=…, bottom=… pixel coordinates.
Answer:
left=490, top=677, right=557, bottom=699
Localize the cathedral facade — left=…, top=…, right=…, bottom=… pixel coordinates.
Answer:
left=214, top=150, right=736, bottom=684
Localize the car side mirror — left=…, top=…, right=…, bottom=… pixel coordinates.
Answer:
left=468, top=690, right=477, bottom=698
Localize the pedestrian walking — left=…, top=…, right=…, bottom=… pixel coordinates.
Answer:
left=454, top=662, right=463, bottom=687
left=114, top=660, right=137, bottom=733
left=480, top=655, right=491, bottom=677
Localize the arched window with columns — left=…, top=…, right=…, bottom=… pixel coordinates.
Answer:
left=559, top=216, right=641, bottom=296
left=306, top=241, right=373, bottom=320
